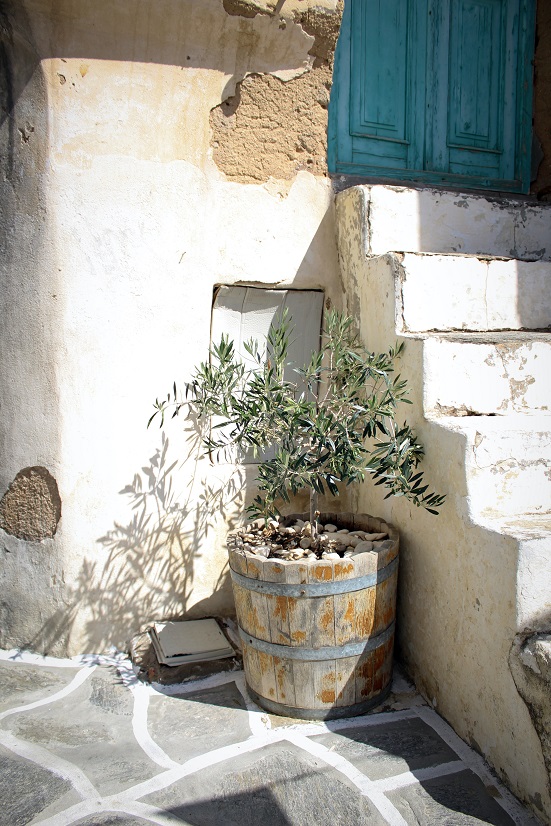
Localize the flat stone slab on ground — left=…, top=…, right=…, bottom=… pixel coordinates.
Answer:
left=0, top=652, right=540, bottom=826
left=0, top=744, right=79, bottom=826
left=312, top=715, right=460, bottom=779
left=143, top=739, right=389, bottom=826
left=1, top=665, right=160, bottom=797
left=0, top=660, right=78, bottom=713
left=147, top=680, right=252, bottom=763
left=388, top=769, right=518, bottom=825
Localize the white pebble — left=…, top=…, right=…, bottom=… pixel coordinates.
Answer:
left=300, top=537, right=312, bottom=550
left=324, top=524, right=338, bottom=532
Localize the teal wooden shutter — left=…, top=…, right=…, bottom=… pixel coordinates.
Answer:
left=328, top=0, right=536, bottom=193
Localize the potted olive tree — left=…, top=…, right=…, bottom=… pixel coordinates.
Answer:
left=150, top=309, right=443, bottom=719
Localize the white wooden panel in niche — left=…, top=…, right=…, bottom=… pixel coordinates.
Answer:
left=211, top=286, right=325, bottom=464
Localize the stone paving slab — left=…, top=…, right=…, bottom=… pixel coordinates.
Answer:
left=312, top=716, right=460, bottom=780
left=388, top=770, right=517, bottom=825
left=147, top=681, right=252, bottom=764
left=0, top=744, right=79, bottom=826
left=0, top=649, right=542, bottom=826
left=1, top=664, right=159, bottom=798
left=143, top=740, right=388, bottom=826
left=0, top=661, right=78, bottom=713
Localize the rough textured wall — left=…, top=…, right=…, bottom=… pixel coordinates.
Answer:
left=0, top=0, right=343, bottom=656
left=0, top=0, right=70, bottom=653
left=211, top=1, right=342, bottom=183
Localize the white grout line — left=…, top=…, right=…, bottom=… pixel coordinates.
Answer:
left=275, top=707, right=418, bottom=738
left=286, top=732, right=409, bottom=826
left=0, top=728, right=100, bottom=800
left=116, top=734, right=288, bottom=804
left=1, top=652, right=538, bottom=825
left=0, top=648, right=130, bottom=669
left=129, top=682, right=182, bottom=770
left=27, top=800, right=105, bottom=826
left=233, top=672, right=272, bottom=738
left=113, top=800, right=194, bottom=826
left=33, top=799, right=187, bottom=826
left=0, top=664, right=96, bottom=721
left=0, top=649, right=84, bottom=668
left=373, top=760, right=466, bottom=792
left=414, top=706, right=541, bottom=825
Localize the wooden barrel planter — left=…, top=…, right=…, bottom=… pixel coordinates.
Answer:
left=228, top=512, right=399, bottom=719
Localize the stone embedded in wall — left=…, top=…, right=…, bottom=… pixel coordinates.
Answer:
left=0, top=467, right=61, bottom=540
left=213, top=0, right=343, bottom=184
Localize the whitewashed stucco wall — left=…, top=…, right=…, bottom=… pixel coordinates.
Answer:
left=0, top=0, right=343, bottom=655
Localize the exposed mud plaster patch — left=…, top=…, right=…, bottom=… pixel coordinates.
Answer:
left=0, top=467, right=61, bottom=540
left=223, top=0, right=271, bottom=18
left=291, top=2, right=343, bottom=65
left=211, top=65, right=332, bottom=183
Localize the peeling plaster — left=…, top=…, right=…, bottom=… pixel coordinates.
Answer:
left=211, top=65, right=332, bottom=182
left=211, top=0, right=342, bottom=183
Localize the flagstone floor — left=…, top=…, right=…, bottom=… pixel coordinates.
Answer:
left=0, top=648, right=541, bottom=826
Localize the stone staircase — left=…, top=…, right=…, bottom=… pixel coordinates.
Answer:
left=335, top=185, right=551, bottom=822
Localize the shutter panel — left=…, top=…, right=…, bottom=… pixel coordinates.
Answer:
left=328, top=0, right=535, bottom=193
left=427, top=0, right=523, bottom=186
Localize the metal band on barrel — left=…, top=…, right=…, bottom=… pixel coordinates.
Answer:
left=238, top=621, right=394, bottom=661
left=229, top=554, right=397, bottom=597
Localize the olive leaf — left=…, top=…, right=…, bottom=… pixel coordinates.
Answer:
left=149, top=309, right=445, bottom=525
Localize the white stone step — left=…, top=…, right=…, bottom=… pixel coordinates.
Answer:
left=338, top=184, right=551, bottom=261
left=423, top=333, right=551, bottom=417
left=398, top=252, right=551, bottom=333
left=436, top=415, right=551, bottom=519
left=475, top=512, right=551, bottom=627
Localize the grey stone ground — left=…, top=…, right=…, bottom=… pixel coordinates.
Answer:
left=0, top=649, right=542, bottom=826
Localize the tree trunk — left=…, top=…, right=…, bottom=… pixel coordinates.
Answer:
left=309, top=488, right=319, bottom=539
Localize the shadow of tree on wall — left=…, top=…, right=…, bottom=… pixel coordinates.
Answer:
left=24, top=432, right=244, bottom=655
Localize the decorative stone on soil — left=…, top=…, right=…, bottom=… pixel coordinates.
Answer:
left=229, top=517, right=389, bottom=561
